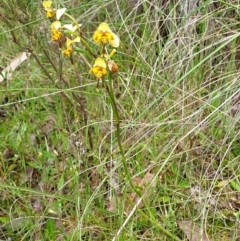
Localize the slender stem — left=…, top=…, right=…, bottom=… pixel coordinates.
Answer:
left=79, top=36, right=97, bottom=59
left=103, top=75, right=141, bottom=197
left=43, top=49, right=93, bottom=150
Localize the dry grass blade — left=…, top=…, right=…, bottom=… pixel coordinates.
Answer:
left=178, top=221, right=211, bottom=241
left=0, top=52, right=31, bottom=82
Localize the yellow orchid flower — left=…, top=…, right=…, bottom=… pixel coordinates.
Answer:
left=62, top=37, right=80, bottom=57
left=50, top=21, right=62, bottom=41
left=90, top=57, right=108, bottom=79
left=93, top=22, right=120, bottom=48
left=42, top=1, right=66, bottom=19
left=62, top=46, right=73, bottom=57
left=42, top=1, right=55, bottom=18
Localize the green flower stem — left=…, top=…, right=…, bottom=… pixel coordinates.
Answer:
left=79, top=37, right=97, bottom=58
left=103, top=74, right=141, bottom=197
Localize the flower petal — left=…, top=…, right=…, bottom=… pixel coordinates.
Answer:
left=51, top=21, right=61, bottom=30
left=72, top=36, right=80, bottom=43
left=63, top=23, right=81, bottom=32
left=56, top=8, right=66, bottom=20
left=93, top=57, right=107, bottom=69
left=43, top=1, right=53, bottom=10
left=63, top=24, right=74, bottom=31
left=109, top=33, right=120, bottom=48
left=97, top=22, right=111, bottom=32
left=65, top=38, right=72, bottom=48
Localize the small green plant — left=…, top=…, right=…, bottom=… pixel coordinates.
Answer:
left=1, top=1, right=239, bottom=240
left=42, top=0, right=141, bottom=196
